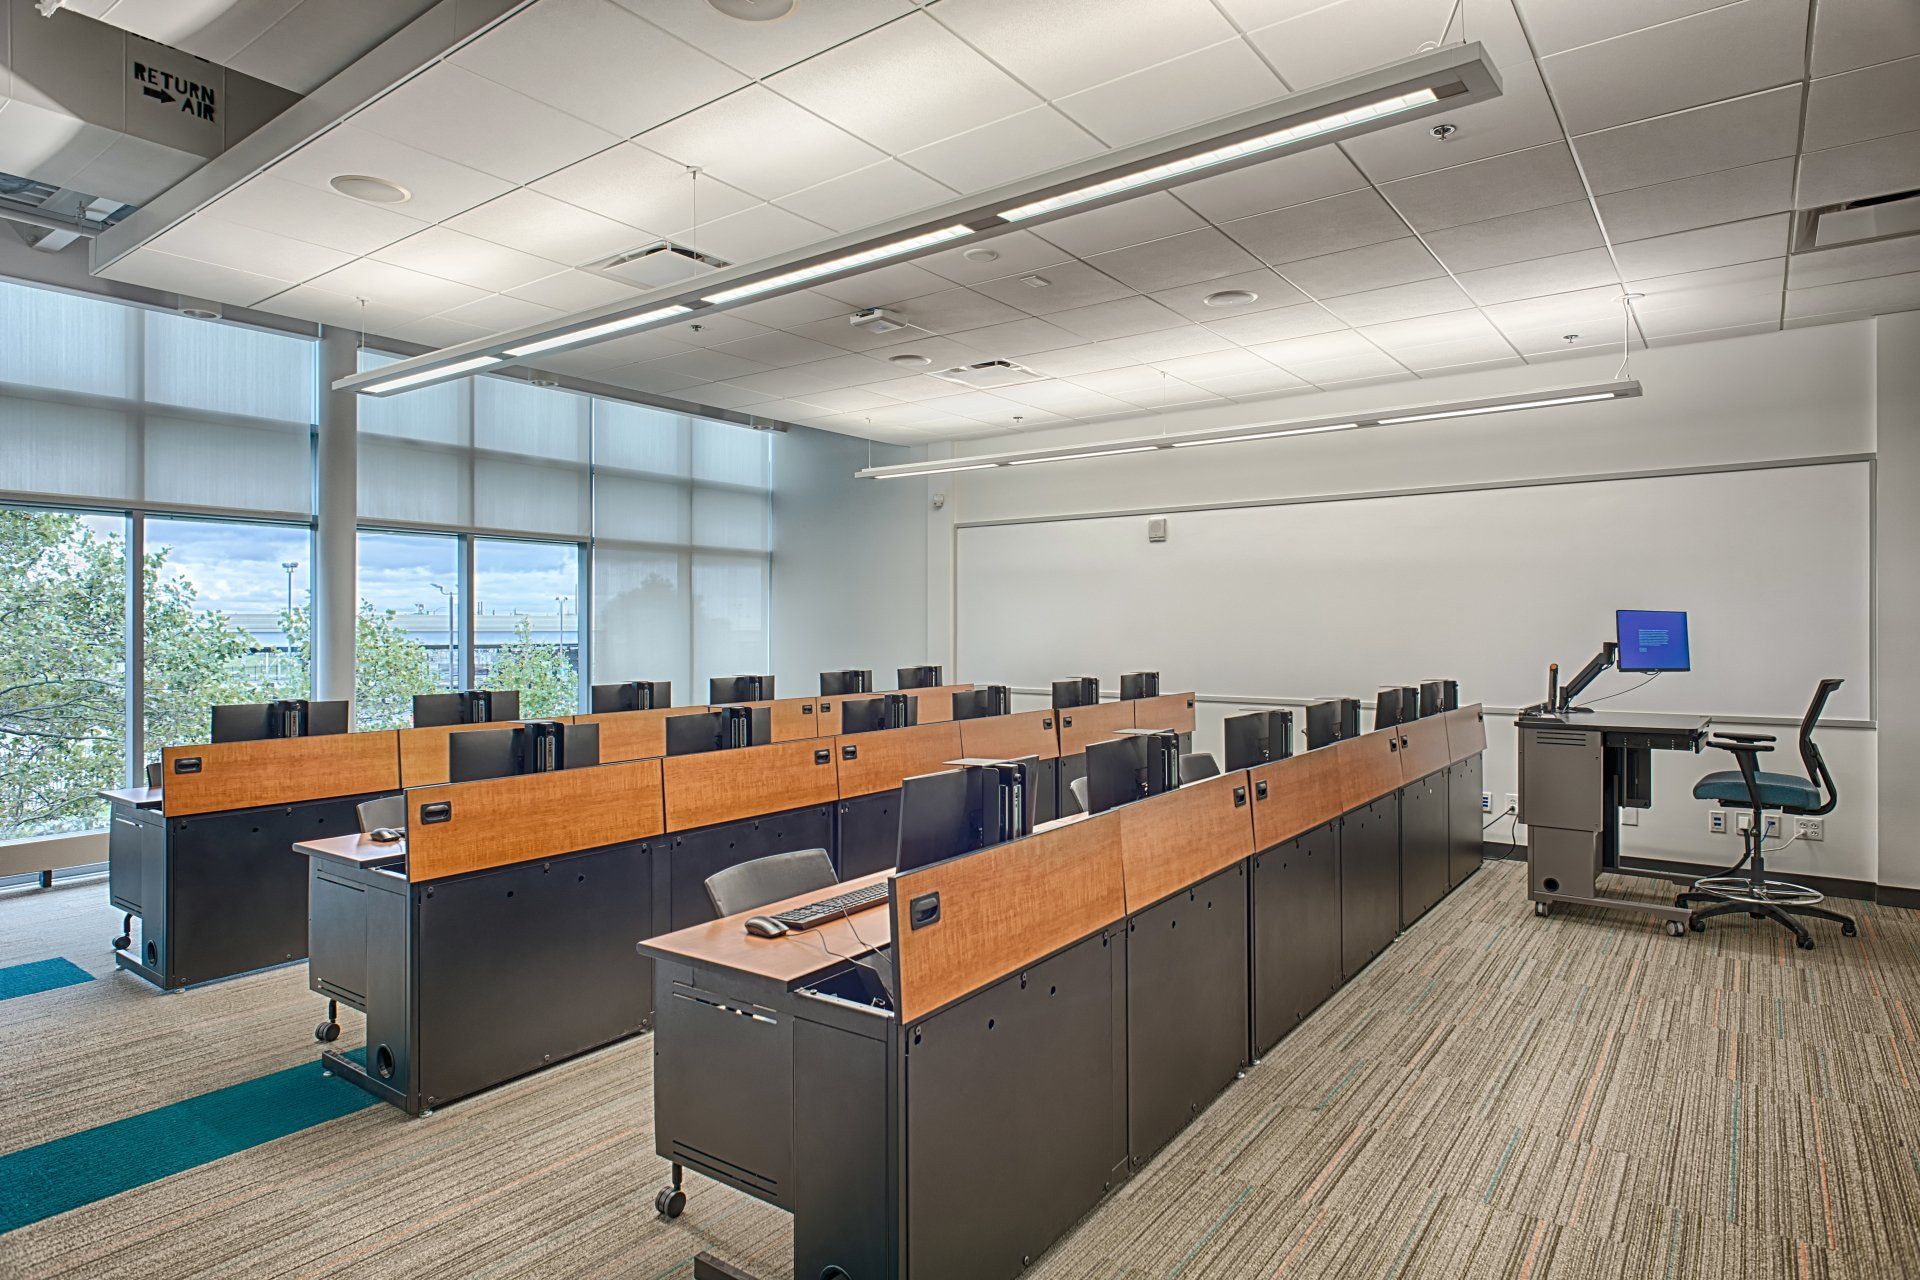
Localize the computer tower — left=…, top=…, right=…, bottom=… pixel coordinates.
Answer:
left=1305, top=698, right=1360, bottom=751
left=897, top=665, right=943, bottom=689
left=1119, top=671, right=1160, bottom=701
left=1052, top=676, right=1099, bottom=709
left=1419, top=679, right=1459, bottom=718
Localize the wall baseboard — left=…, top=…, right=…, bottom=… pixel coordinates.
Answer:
left=1478, top=843, right=1917, bottom=909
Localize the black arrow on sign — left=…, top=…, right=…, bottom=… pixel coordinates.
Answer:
left=142, top=86, right=176, bottom=104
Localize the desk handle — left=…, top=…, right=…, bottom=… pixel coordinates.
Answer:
left=802, top=702, right=815, bottom=714
left=1062, top=714, right=1073, bottom=728
left=1234, top=785, right=1247, bottom=807
left=814, top=748, right=831, bottom=765
left=842, top=744, right=858, bottom=760
left=1399, top=734, right=1410, bottom=749
left=1042, top=716, right=1053, bottom=730
left=1388, top=738, right=1398, bottom=751
left=1255, top=780, right=1268, bottom=800
left=910, top=891, right=940, bottom=929
left=420, top=801, right=452, bottom=825
left=173, top=757, right=202, bottom=774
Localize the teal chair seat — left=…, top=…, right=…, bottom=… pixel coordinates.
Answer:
left=1692, top=770, right=1820, bottom=810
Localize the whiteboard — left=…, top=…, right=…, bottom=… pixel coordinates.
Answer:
left=956, top=463, right=1872, bottom=722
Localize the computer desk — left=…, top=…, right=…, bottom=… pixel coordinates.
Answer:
left=714, top=695, right=824, bottom=742
left=833, top=721, right=966, bottom=878
left=106, top=732, right=399, bottom=990
left=1515, top=707, right=1710, bottom=928
left=1054, top=696, right=1164, bottom=816
left=816, top=684, right=976, bottom=735
left=574, top=705, right=713, bottom=763
left=955, top=707, right=1061, bottom=821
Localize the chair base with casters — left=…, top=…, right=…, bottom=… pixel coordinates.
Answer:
left=1678, top=678, right=1856, bottom=950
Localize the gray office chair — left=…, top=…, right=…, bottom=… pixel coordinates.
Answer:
left=1179, top=752, right=1221, bottom=784
left=145, top=761, right=162, bottom=789
left=1067, top=775, right=1089, bottom=813
left=356, top=795, right=406, bottom=835
left=705, top=848, right=837, bottom=918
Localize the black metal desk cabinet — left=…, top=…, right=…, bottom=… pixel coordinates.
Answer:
left=1447, top=755, right=1484, bottom=887
left=1399, top=768, right=1450, bottom=927
left=1250, top=820, right=1342, bottom=1055
left=1340, top=797, right=1400, bottom=978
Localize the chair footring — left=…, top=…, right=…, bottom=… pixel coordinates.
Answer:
left=1687, top=875, right=1824, bottom=908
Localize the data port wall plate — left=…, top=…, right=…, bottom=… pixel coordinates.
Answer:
left=1709, top=810, right=1727, bottom=833
left=1795, top=817, right=1825, bottom=841
left=1480, top=791, right=1491, bottom=812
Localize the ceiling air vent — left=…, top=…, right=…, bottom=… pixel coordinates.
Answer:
left=932, top=360, right=1042, bottom=389
left=1793, top=188, right=1920, bottom=253
left=592, top=241, right=731, bottom=288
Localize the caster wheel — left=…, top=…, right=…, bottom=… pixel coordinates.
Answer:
left=1842, top=923, right=1857, bottom=937
left=1533, top=902, right=1549, bottom=918
left=1796, top=937, right=1815, bottom=950
left=1689, top=918, right=1705, bottom=932
left=315, top=1021, right=341, bottom=1043
left=112, top=935, right=131, bottom=951
left=1665, top=921, right=1685, bottom=937
left=655, top=1187, right=686, bottom=1219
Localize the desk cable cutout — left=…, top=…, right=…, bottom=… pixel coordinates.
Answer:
left=789, top=909, right=897, bottom=1008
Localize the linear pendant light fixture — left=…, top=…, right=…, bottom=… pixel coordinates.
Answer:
left=334, top=43, right=1500, bottom=398
left=853, top=381, right=1643, bottom=479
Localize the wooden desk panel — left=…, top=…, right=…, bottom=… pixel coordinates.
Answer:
left=1118, top=772, right=1255, bottom=912
left=1335, top=730, right=1404, bottom=813
left=398, top=720, right=571, bottom=789
left=663, top=738, right=840, bottom=832
left=576, top=706, right=710, bottom=764
left=640, top=871, right=892, bottom=984
left=405, top=758, right=665, bottom=881
left=729, top=697, right=820, bottom=742
left=161, top=733, right=400, bottom=817
left=892, top=816, right=1126, bottom=1024
left=1398, top=716, right=1450, bottom=780
left=1250, top=747, right=1346, bottom=849
left=835, top=722, right=966, bottom=799
left=1444, top=704, right=1487, bottom=763
left=1056, top=700, right=1135, bottom=755
left=1130, top=692, right=1197, bottom=735
left=956, top=708, right=1059, bottom=762
left=898, top=683, right=972, bottom=725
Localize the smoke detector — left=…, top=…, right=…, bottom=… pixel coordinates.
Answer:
left=888, top=352, right=932, bottom=367
left=850, top=307, right=908, bottom=334
left=932, top=360, right=1042, bottom=389
left=329, top=175, right=410, bottom=204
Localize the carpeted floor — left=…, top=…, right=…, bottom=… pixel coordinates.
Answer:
left=2, top=859, right=1916, bottom=1279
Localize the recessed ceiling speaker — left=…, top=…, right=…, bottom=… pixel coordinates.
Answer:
left=962, top=247, right=1001, bottom=263
left=330, top=174, right=411, bottom=204
left=706, top=0, right=796, bottom=19
left=888, top=352, right=932, bottom=367
left=1204, top=289, right=1259, bottom=307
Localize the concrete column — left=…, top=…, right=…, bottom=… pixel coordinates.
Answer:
left=1877, top=312, right=1920, bottom=897
left=314, top=328, right=359, bottom=707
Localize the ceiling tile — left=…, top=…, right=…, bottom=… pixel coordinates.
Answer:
left=784, top=314, right=923, bottom=354
left=353, top=65, right=620, bottom=185
left=445, top=188, right=649, bottom=267
left=676, top=381, right=766, bottom=409
left=1595, top=157, right=1793, bottom=241
left=770, top=12, right=1042, bottom=154
left=993, top=382, right=1142, bottom=416
left=390, top=316, right=494, bottom=349
left=95, top=248, right=299, bottom=309
left=682, top=203, right=830, bottom=264
left=436, top=292, right=563, bottom=331
left=1170, top=147, right=1366, bottom=223
left=868, top=372, right=980, bottom=402
left=1280, top=237, right=1445, bottom=298
left=1192, top=367, right=1312, bottom=397
left=728, top=364, right=849, bottom=398
left=970, top=261, right=1137, bottom=316
left=1519, top=0, right=1740, bottom=57
left=849, top=338, right=988, bottom=374
left=276, top=124, right=510, bottom=223
left=1067, top=366, right=1208, bottom=403
left=1382, top=143, right=1586, bottom=233
left=1020, top=345, right=1141, bottom=378
left=898, top=106, right=1104, bottom=193
left=0, top=100, right=119, bottom=188
left=595, top=360, right=709, bottom=394
left=1646, top=320, right=1782, bottom=347
left=372, top=226, right=563, bottom=293
left=1784, top=270, right=1920, bottom=320
left=714, top=330, right=849, bottom=368
left=1628, top=258, right=1787, bottom=314
left=937, top=0, right=1236, bottom=99
left=1538, top=0, right=1810, bottom=136
left=305, top=257, right=491, bottom=315
left=1392, top=337, right=1520, bottom=372
left=1047, top=294, right=1189, bottom=341
left=1423, top=200, right=1604, bottom=274
left=531, top=143, right=759, bottom=235
left=947, top=316, right=1090, bottom=357
left=255, top=284, right=419, bottom=334
left=870, top=286, right=1030, bottom=336
left=777, top=161, right=956, bottom=233
left=646, top=347, right=771, bottom=383
left=1224, top=188, right=1411, bottom=265
left=785, top=352, right=906, bottom=391
left=1803, top=55, right=1920, bottom=153
left=1099, top=324, right=1237, bottom=362
left=1033, top=192, right=1208, bottom=257
left=1199, top=302, right=1348, bottom=345
left=1152, top=347, right=1278, bottom=383
left=453, top=0, right=746, bottom=137
left=1809, top=0, right=1920, bottom=77
left=917, top=231, right=1075, bottom=285
left=1574, top=85, right=1804, bottom=197
left=1149, top=268, right=1310, bottom=321
left=1787, top=236, right=1920, bottom=290
left=1635, top=296, right=1784, bottom=339
left=1457, top=248, right=1620, bottom=306
left=613, top=0, right=913, bottom=79
left=654, top=314, right=774, bottom=349
left=1087, top=228, right=1264, bottom=293
left=1244, top=329, right=1379, bottom=369
left=1288, top=353, right=1411, bottom=386
left=1357, top=308, right=1504, bottom=351
left=727, top=290, right=847, bottom=329
left=1796, top=128, right=1920, bottom=208
left=1345, top=59, right=1564, bottom=184
left=206, top=175, right=427, bottom=256
left=641, top=85, right=884, bottom=201
left=793, top=385, right=902, bottom=414
left=1317, top=276, right=1474, bottom=326
left=1053, top=38, right=1283, bottom=148
left=812, top=263, right=956, bottom=309
left=507, top=269, right=642, bottom=313
left=1613, top=214, right=1791, bottom=282
left=147, top=215, right=352, bottom=283
left=1241, top=0, right=1531, bottom=90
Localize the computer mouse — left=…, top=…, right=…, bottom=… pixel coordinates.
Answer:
left=744, top=916, right=789, bottom=938
left=369, top=828, right=404, bottom=844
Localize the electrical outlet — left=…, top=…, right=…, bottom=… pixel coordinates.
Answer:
left=1795, top=817, right=1825, bottom=841
left=1505, top=793, right=1518, bottom=816
left=1734, top=813, right=1781, bottom=837
left=1481, top=791, right=1491, bottom=812
left=1709, top=810, right=1727, bottom=834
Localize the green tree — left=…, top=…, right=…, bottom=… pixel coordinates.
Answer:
left=485, top=617, right=579, bottom=719
left=284, top=602, right=439, bottom=731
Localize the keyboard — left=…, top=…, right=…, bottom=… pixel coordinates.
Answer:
left=770, top=882, right=889, bottom=930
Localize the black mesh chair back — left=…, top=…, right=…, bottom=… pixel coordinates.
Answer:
left=1798, top=678, right=1843, bottom=815
left=705, top=848, right=838, bottom=918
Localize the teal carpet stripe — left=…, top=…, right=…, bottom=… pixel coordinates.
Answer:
left=0, top=1061, right=376, bottom=1234
left=0, top=958, right=92, bottom=1001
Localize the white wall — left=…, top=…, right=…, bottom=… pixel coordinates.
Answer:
left=771, top=426, right=931, bottom=693
left=1877, top=312, right=1920, bottom=895
left=920, top=322, right=1894, bottom=887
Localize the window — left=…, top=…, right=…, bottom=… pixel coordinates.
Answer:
left=0, top=507, right=129, bottom=839
left=356, top=529, right=464, bottom=730
left=475, top=538, right=582, bottom=720
left=593, top=547, right=690, bottom=696
left=142, top=517, right=312, bottom=759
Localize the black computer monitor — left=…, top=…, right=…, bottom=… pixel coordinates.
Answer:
left=1223, top=709, right=1294, bottom=771
left=1616, top=609, right=1691, bottom=672
left=209, top=698, right=349, bottom=743
left=1373, top=687, right=1408, bottom=731
left=820, top=669, right=873, bottom=697
left=1419, top=679, right=1458, bottom=718
left=1305, top=698, right=1359, bottom=750
left=896, top=757, right=1038, bottom=873
left=413, top=689, right=520, bottom=727
left=590, top=680, right=670, bottom=713
left=664, top=705, right=772, bottom=755
left=840, top=693, right=918, bottom=734
left=447, top=721, right=599, bottom=782
left=896, top=665, right=942, bottom=690
left=1119, top=671, right=1160, bottom=701
left=1084, top=731, right=1180, bottom=814
left=950, top=685, right=1011, bottom=720
left=708, top=674, right=773, bottom=704
left=1051, top=676, right=1099, bottom=709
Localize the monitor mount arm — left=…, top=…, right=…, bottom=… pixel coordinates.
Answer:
left=1557, top=642, right=1617, bottom=713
